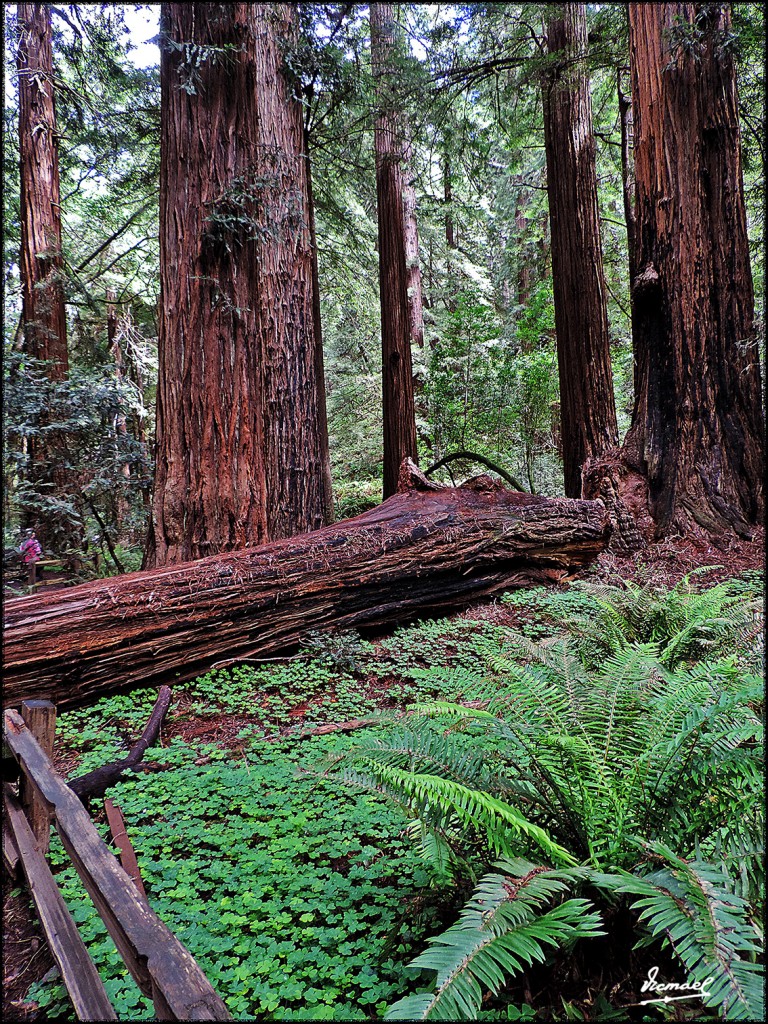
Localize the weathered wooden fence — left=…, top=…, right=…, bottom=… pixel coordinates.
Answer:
left=3, top=701, right=231, bottom=1021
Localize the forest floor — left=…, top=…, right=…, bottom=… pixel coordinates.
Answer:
left=2, top=529, right=764, bottom=1022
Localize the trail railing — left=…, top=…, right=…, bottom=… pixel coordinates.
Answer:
left=3, top=701, right=231, bottom=1021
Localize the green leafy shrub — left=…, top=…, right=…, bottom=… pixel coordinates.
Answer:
left=332, top=479, right=381, bottom=521
left=3, top=354, right=152, bottom=556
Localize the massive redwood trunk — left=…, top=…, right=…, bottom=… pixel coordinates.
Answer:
left=541, top=3, right=618, bottom=498
left=585, top=3, right=764, bottom=543
left=17, top=3, right=67, bottom=376
left=146, top=3, right=329, bottom=568
left=371, top=2, right=419, bottom=498
left=3, top=465, right=611, bottom=711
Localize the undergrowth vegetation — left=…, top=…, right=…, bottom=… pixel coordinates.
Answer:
left=24, top=572, right=764, bottom=1021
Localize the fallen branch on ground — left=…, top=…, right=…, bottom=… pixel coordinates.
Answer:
left=68, top=687, right=172, bottom=803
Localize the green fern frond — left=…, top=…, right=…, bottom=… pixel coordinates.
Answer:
left=566, top=576, right=763, bottom=670
left=411, top=700, right=498, bottom=722
left=693, top=826, right=765, bottom=909
left=341, top=726, right=491, bottom=786
left=406, top=819, right=460, bottom=885
left=386, top=861, right=604, bottom=1020
left=339, top=590, right=763, bottom=1021
left=347, top=758, right=576, bottom=865
left=618, top=842, right=764, bottom=1020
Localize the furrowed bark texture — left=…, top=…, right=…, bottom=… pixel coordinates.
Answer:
left=542, top=3, right=618, bottom=498
left=371, top=2, right=418, bottom=498
left=17, top=3, right=67, bottom=376
left=3, top=468, right=611, bottom=711
left=585, top=4, right=763, bottom=541
left=146, top=3, right=328, bottom=567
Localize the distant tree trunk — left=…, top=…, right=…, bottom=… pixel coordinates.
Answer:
left=371, top=1, right=418, bottom=499
left=442, top=149, right=457, bottom=314
left=17, top=3, right=67, bottom=376
left=616, top=68, right=637, bottom=290
left=303, top=130, right=335, bottom=523
left=146, top=3, right=329, bottom=567
left=107, top=289, right=130, bottom=527
left=514, top=186, right=532, bottom=311
left=542, top=2, right=618, bottom=498
left=586, top=3, right=763, bottom=542
left=402, top=141, right=424, bottom=348
left=443, top=152, right=455, bottom=251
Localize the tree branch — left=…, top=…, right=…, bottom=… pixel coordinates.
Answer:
left=424, top=451, right=526, bottom=492
left=68, top=687, right=173, bottom=803
left=75, top=199, right=155, bottom=274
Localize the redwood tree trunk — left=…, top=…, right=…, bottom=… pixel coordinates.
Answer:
left=371, top=2, right=419, bottom=498
left=17, top=3, right=67, bottom=376
left=541, top=3, right=618, bottom=498
left=592, top=3, right=763, bottom=539
left=146, top=3, right=329, bottom=567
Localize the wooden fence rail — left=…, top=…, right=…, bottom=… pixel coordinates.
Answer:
left=3, top=706, right=231, bottom=1021
left=4, top=783, right=117, bottom=1021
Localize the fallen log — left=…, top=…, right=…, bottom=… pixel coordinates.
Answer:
left=3, top=463, right=611, bottom=711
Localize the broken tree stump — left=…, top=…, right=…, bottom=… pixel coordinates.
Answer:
left=3, top=463, right=610, bottom=711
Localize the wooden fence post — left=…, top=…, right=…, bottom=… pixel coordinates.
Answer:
left=19, top=699, right=56, bottom=853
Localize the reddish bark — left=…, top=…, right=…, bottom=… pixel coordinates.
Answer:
left=585, top=4, right=764, bottom=542
left=542, top=3, right=618, bottom=498
left=146, top=4, right=329, bottom=567
left=371, top=2, right=419, bottom=498
left=3, top=464, right=611, bottom=711
left=17, top=3, right=67, bottom=376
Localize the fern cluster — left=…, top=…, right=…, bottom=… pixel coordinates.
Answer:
left=339, top=578, right=764, bottom=1020
left=564, top=569, right=763, bottom=670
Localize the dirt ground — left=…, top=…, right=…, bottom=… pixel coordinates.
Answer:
left=2, top=530, right=763, bottom=1021
left=2, top=883, right=55, bottom=1022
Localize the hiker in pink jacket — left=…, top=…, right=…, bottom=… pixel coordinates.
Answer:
left=19, top=529, right=42, bottom=585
